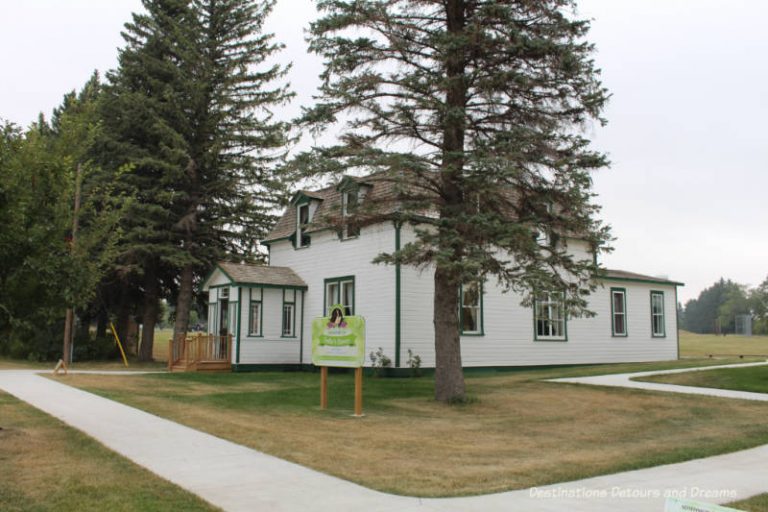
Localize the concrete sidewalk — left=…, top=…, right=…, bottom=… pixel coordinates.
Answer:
left=550, top=360, right=768, bottom=402
left=0, top=366, right=766, bottom=511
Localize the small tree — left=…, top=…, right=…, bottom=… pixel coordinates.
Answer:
left=300, top=0, right=611, bottom=402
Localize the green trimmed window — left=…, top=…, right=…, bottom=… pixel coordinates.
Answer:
left=611, top=288, right=627, bottom=336
left=325, top=276, right=354, bottom=315
left=534, top=292, right=566, bottom=341
left=651, top=291, right=665, bottom=337
left=296, top=203, right=310, bottom=248
left=460, top=282, right=483, bottom=335
left=282, top=289, right=296, bottom=337
left=248, top=288, right=263, bottom=336
left=341, top=191, right=360, bottom=239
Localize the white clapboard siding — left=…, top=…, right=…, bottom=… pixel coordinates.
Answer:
left=235, top=287, right=304, bottom=365
left=269, top=223, right=397, bottom=366
left=399, top=224, right=678, bottom=367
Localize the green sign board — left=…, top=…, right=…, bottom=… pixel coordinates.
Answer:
left=311, top=304, right=366, bottom=368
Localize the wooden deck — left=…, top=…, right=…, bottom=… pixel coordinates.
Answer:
left=168, top=333, right=232, bottom=372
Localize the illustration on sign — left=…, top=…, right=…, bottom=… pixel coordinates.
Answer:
left=312, top=304, right=366, bottom=368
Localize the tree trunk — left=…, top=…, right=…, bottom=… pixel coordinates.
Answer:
left=173, top=264, right=194, bottom=345
left=433, top=264, right=466, bottom=401
left=432, top=0, right=468, bottom=402
left=138, top=266, right=159, bottom=362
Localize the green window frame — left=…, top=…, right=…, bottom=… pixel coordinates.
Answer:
left=248, top=288, right=263, bottom=337
left=534, top=292, right=567, bottom=341
left=650, top=291, right=666, bottom=338
left=281, top=289, right=296, bottom=338
left=324, top=276, right=355, bottom=316
left=459, top=282, right=483, bottom=335
left=610, top=287, right=628, bottom=337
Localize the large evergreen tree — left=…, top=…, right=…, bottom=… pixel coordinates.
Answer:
left=171, top=0, right=293, bottom=344
left=300, top=0, right=611, bottom=401
left=98, top=0, right=292, bottom=358
left=95, top=0, right=196, bottom=360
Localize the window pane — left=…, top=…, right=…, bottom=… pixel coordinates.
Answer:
left=282, top=305, right=293, bottom=336
left=326, top=283, right=339, bottom=314
left=614, top=314, right=625, bottom=335
left=462, top=283, right=479, bottom=307
left=462, top=307, right=478, bottom=332
left=250, top=304, right=260, bottom=334
left=342, top=281, right=354, bottom=315
left=613, top=292, right=624, bottom=314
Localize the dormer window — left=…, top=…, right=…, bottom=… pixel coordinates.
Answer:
left=341, top=191, right=360, bottom=239
left=296, top=203, right=310, bottom=248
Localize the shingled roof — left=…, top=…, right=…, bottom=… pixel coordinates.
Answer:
left=209, top=262, right=307, bottom=288
left=263, top=173, right=402, bottom=243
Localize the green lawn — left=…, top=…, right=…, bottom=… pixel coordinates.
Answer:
left=639, top=365, right=768, bottom=394
left=0, top=391, right=218, bottom=512
left=729, top=494, right=768, bottom=512
left=52, top=360, right=768, bottom=497
left=680, top=330, right=768, bottom=358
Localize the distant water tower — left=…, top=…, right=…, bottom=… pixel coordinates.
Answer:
left=735, top=314, right=753, bottom=336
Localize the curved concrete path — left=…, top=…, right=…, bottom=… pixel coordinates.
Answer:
left=0, top=364, right=766, bottom=512
left=550, top=360, right=768, bottom=401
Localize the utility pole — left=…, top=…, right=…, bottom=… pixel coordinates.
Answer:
left=62, top=163, right=82, bottom=365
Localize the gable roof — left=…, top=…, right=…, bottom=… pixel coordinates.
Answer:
left=602, top=269, right=684, bottom=287
left=203, top=262, right=307, bottom=290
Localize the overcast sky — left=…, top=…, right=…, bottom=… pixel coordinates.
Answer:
left=1, top=0, right=766, bottom=304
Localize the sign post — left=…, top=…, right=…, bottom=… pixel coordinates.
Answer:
left=320, top=366, right=328, bottom=409
left=311, top=304, right=366, bottom=417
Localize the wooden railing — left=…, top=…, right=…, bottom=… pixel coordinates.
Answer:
left=168, top=333, right=232, bottom=371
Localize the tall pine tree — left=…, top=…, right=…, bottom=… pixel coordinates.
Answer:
left=98, top=0, right=292, bottom=357
left=171, top=0, right=293, bottom=344
left=301, top=0, right=611, bottom=401
left=95, top=0, right=195, bottom=360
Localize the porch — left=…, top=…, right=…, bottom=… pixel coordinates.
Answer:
left=168, top=333, right=232, bottom=372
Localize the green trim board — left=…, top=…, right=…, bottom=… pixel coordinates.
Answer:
left=650, top=290, right=666, bottom=338
left=459, top=281, right=484, bottom=336
left=299, top=290, right=305, bottom=363
left=260, top=235, right=291, bottom=246
left=247, top=288, right=264, bottom=337
left=233, top=283, right=307, bottom=291
left=533, top=292, right=568, bottom=342
left=394, top=222, right=402, bottom=367
left=600, top=275, right=684, bottom=287
left=674, top=286, right=680, bottom=359
left=236, top=288, right=242, bottom=364
left=610, top=287, right=628, bottom=337
left=323, top=275, right=355, bottom=316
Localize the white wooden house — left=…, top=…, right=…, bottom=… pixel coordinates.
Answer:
left=202, top=174, right=682, bottom=371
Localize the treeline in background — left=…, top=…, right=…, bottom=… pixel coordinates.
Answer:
left=680, top=278, right=768, bottom=335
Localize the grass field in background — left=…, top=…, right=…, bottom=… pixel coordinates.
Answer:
left=0, top=391, right=218, bottom=512
left=679, top=330, right=768, bottom=358
left=54, top=360, right=768, bottom=498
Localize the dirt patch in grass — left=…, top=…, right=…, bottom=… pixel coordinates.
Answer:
left=55, top=364, right=768, bottom=498
left=0, top=391, right=218, bottom=512
left=639, top=365, right=768, bottom=394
